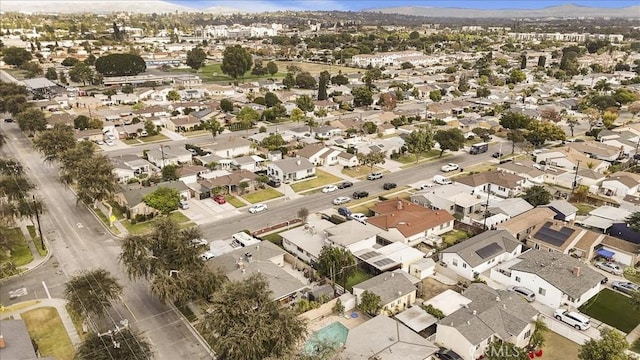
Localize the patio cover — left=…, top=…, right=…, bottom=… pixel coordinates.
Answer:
left=596, top=248, right=615, bottom=259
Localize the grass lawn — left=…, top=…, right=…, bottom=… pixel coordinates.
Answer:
left=22, top=307, right=75, bottom=360
left=632, top=339, right=640, bottom=354
left=291, top=170, right=342, bottom=192
left=262, top=233, right=284, bottom=246
left=122, top=138, right=141, bottom=145
left=122, top=212, right=193, bottom=235
left=573, top=203, right=596, bottom=216
left=106, top=201, right=126, bottom=220
left=225, top=195, right=246, bottom=208
left=65, top=304, right=87, bottom=340
left=93, top=207, right=121, bottom=236
left=345, top=268, right=372, bottom=292
left=457, top=163, right=496, bottom=175
left=442, top=230, right=470, bottom=246
left=397, top=150, right=442, bottom=166
left=342, top=166, right=385, bottom=179
left=26, top=225, right=47, bottom=257
left=184, top=130, right=210, bottom=137
left=543, top=331, right=581, bottom=360
left=139, top=134, right=168, bottom=143
left=578, top=288, right=640, bottom=333
left=168, top=211, right=190, bottom=223
left=625, top=272, right=640, bottom=285
left=2, top=227, right=33, bottom=266
left=242, top=187, right=283, bottom=204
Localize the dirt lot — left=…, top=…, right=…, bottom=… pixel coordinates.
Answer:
left=543, top=331, right=581, bottom=360
left=273, top=61, right=357, bottom=75
left=420, top=277, right=459, bottom=300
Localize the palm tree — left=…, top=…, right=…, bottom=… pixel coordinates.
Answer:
left=594, top=79, right=611, bottom=93
left=521, top=85, right=538, bottom=104
left=566, top=116, right=579, bottom=137
left=64, top=268, right=123, bottom=322
left=528, top=317, right=549, bottom=350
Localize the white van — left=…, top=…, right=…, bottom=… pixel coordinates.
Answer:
left=179, top=200, right=189, bottom=210
left=433, top=175, right=452, bottom=185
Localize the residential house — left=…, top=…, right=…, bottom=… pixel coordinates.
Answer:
left=206, top=136, right=252, bottom=159
left=206, top=241, right=308, bottom=302
left=439, top=230, right=523, bottom=280
left=435, top=283, right=538, bottom=360
left=208, top=84, right=235, bottom=97
left=410, top=183, right=483, bottom=218
left=524, top=221, right=602, bottom=255
left=601, top=172, right=640, bottom=197
left=598, top=235, right=640, bottom=267
left=227, top=155, right=266, bottom=172
left=567, top=141, right=623, bottom=162
left=199, top=170, right=259, bottom=195
left=337, top=152, right=358, bottom=167
left=132, top=105, right=170, bottom=118
left=490, top=250, right=605, bottom=309
left=296, top=143, right=342, bottom=166
left=487, top=198, right=534, bottom=219
left=579, top=206, right=632, bottom=233
left=176, top=165, right=209, bottom=184
left=535, top=147, right=609, bottom=173
left=367, top=199, right=455, bottom=246
left=496, top=160, right=545, bottom=185
left=541, top=200, right=578, bottom=221
left=110, top=154, right=154, bottom=183
left=354, top=242, right=426, bottom=275
left=267, top=157, right=316, bottom=182
left=166, top=115, right=201, bottom=132
left=75, top=128, right=103, bottom=142
left=313, top=125, right=342, bottom=139
left=352, top=271, right=417, bottom=316
left=113, top=182, right=190, bottom=218
left=456, top=171, right=526, bottom=198
left=280, top=218, right=337, bottom=264
left=146, top=147, right=192, bottom=168
left=0, top=319, right=55, bottom=360
left=342, top=315, right=439, bottom=360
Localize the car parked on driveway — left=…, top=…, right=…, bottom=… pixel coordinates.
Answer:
left=506, top=285, right=536, bottom=302
left=337, top=181, right=353, bottom=189
left=322, top=185, right=338, bottom=193
left=383, top=182, right=397, bottom=190
left=554, top=309, right=591, bottom=330
left=435, top=348, right=463, bottom=360
left=596, top=261, right=623, bottom=275
left=352, top=191, right=369, bottom=199
left=267, top=178, right=281, bottom=187
left=441, top=163, right=459, bottom=172
left=367, top=172, right=383, bottom=180
left=200, top=251, right=215, bottom=261
left=349, top=213, right=368, bottom=223
left=333, top=197, right=351, bottom=205
left=338, top=207, right=352, bottom=217
left=213, top=195, right=226, bottom=204
left=248, top=203, right=268, bottom=214
left=611, top=281, right=640, bottom=295
left=191, top=239, right=208, bottom=247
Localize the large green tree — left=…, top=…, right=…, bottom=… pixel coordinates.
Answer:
left=266, top=61, right=278, bottom=76
left=33, top=124, right=76, bottom=162
left=404, top=127, right=434, bottom=163
left=522, top=185, right=551, bottom=207
left=120, top=218, right=224, bottom=303
left=186, top=46, right=207, bottom=70
left=260, top=134, right=285, bottom=151
left=2, top=47, right=32, bottom=67
left=143, top=187, right=180, bottom=214
left=198, top=273, right=307, bottom=360
left=69, top=62, right=94, bottom=85
left=352, top=86, right=373, bottom=107
left=358, top=290, right=382, bottom=316
left=64, top=268, right=123, bottom=321
left=524, top=120, right=566, bottom=147
left=500, top=112, right=534, bottom=154
left=295, top=72, right=317, bottom=89
left=16, top=108, right=47, bottom=135
left=434, top=128, right=466, bottom=157
left=626, top=211, right=640, bottom=233
left=203, top=119, right=223, bottom=139
left=74, top=329, right=153, bottom=360
left=578, top=328, right=633, bottom=360
left=316, top=246, right=357, bottom=293
left=221, top=45, right=252, bottom=81
left=295, top=95, right=315, bottom=113
left=95, top=54, right=146, bottom=77
left=357, top=151, right=385, bottom=170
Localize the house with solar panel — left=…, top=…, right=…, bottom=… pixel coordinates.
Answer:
left=438, top=230, right=523, bottom=280
left=524, top=221, right=602, bottom=255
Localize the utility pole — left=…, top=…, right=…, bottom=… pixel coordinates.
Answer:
left=33, top=195, right=45, bottom=251
left=483, top=184, right=491, bottom=230
left=571, top=160, right=581, bottom=196
left=160, top=145, right=166, bottom=168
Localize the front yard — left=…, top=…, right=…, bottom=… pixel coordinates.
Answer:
left=345, top=268, right=372, bottom=292
left=341, top=166, right=385, bottom=179
left=242, top=187, right=283, bottom=204
left=291, top=170, right=343, bottom=193
left=543, top=331, right=581, bottom=360
left=578, top=288, right=640, bottom=333
left=1, top=227, right=33, bottom=267
left=396, top=150, right=442, bottom=165
left=22, top=307, right=75, bottom=360
left=573, top=203, right=596, bottom=216
left=122, top=211, right=194, bottom=235
left=224, top=195, right=246, bottom=208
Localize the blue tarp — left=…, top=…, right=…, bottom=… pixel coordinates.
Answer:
left=596, top=248, right=615, bottom=259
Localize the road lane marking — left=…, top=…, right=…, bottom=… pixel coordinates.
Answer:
left=122, top=300, right=139, bottom=322
left=42, top=281, right=51, bottom=299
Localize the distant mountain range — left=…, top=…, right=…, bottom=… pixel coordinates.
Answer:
left=1, top=1, right=638, bottom=18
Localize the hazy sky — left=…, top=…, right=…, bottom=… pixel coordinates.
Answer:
left=165, top=0, right=638, bottom=12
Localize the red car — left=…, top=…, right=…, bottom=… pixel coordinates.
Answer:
left=213, top=195, right=226, bottom=204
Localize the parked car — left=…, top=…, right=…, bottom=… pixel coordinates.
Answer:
left=506, top=285, right=536, bottom=302
left=191, top=239, right=208, bottom=247
left=433, top=175, right=452, bottom=185
left=383, top=182, right=397, bottom=190
left=179, top=200, right=189, bottom=210
left=188, top=148, right=198, bottom=155
left=212, top=195, right=226, bottom=204
left=554, top=309, right=591, bottom=330
left=417, top=183, right=435, bottom=190
left=105, top=139, right=115, bottom=146
left=611, top=281, right=640, bottom=295
left=96, top=140, right=105, bottom=145
left=492, top=152, right=503, bottom=158
left=367, top=172, right=383, bottom=180
left=107, top=134, right=116, bottom=141
left=267, top=178, right=281, bottom=188
left=322, top=185, right=338, bottom=193
left=596, top=261, right=623, bottom=275
left=248, top=203, right=268, bottom=214
left=4, top=118, right=13, bottom=123
left=352, top=191, right=369, bottom=199
left=338, top=207, right=352, bottom=217
left=333, top=197, right=351, bottom=205
left=349, top=213, right=368, bottom=223
left=200, top=251, right=215, bottom=261
left=435, top=348, right=463, bottom=360
left=441, top=163, right=459, bottom=172
left=337, top=181, right=353, bottom=189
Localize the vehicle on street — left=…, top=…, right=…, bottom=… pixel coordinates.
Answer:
left=188, top=148, right=198, bottom=155
left=107, top=134, right=116, bottom=140
left=435, top=348, right=463, bottom=360
left=179, top=200, right=189, bottom=210
left=4, top=118, right=13, bottom=123
left=333, top=197, right=351, bottom=205
left=611, top=281, right=640, bottom=295
left=596, top=261, right=623, bottom=275
left=352, top=191, right=369, bottom=199
left=248, top=203, right=268, bottom=214
left=191, top=239, right=208, bottom=247
left=433, top=175, right=453, bottom=185
left=441, top=163, right=459, bottom=172
left=506, top=285, right=536, bottom=302
left=200, top=251, right=215, bottom=261
left=96, top=140, right=105, bottom=145
left=492, top=152, right=503, bottom=158
left=417, top=183, right=435, bottom=190
left=338, top=207, right=352, bottom=217
left=554, top=309, right=591, bottom=330
left=469, top=142, right=489, bottom=155
left=337, top=181, right=353, bottom=189
left=367, top=172, right=383, bottom=180
left=105, top=139, right=115, bottom=146
left=383, top=182, right=397, bottom=190
left=322, top=185, right=338, bottom=193
left=212, top=195, right=226, bottom=204
left=349, top=213, right=368, bottom=223
left=267, top=178, right=281, bottom=188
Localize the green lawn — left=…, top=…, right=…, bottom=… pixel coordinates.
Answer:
left=122, top=212, right=192, bottom=235
left=574, top=203, right=596, bottom=216
left=139, top=134, right=169, bottom=143
left=169, top=211, right=190, bottom=223
left=442, top=230, right=470, bottom=246
left=632, top=338, right=640, bottom=354
left=184, top=130, right=210, bottom=138
left=22, top=307, right=75, bottom=360
left=107, top=201, right=126, bottom=220
left=65, top=304, right=87, bottom=341
left=291, top=170, right=343, bottom=192
left=396, top=150, right=442, bottom=165
left=579, top=288, right=640, bottom=333
left=123, top=138, right=141, bottom=145
left=544, top=331, right=581, bottom=360
left=262, top=233, right=284, bottom=246
left=2, top=227, right=33, bottom=267
left=625, top=272, right=640, bottom=285
left=93, top=207, right=121, bottom=236
left=225, top=195, right=246, bottom=208
left=26, top=225, right=47, bottom=257
left=345, top=268, right=372, bottom=292
left=172, top=63, right=286, bottom=82
left=342, top=166, right=385, bottom=179
left=242, top=188, right=283, bottom=204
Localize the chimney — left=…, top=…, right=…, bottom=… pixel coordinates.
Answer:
left=391, top=272, right=395, bottom=278
left=573, top=266, right=581, bottom=277
left=503, top=304, right=507, bottom=309
left=496, top=296, right=501, bottom=302
left=296, top=160, right=301, bottom=166
left=466, top=321, right=471, bottom=325
left=397, top=201, right=403, bottom=210
left=472, top=310, right=477, bottom=315
left=0, top=335, right=5, bottom=349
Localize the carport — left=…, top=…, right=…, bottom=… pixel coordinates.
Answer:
left=595, top=248, right=615, bottom=259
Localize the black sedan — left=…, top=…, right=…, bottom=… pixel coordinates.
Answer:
left=352, top=191, right=369, bottom=200
left=337, top=181, right=353, bottom=189
left=383, top=182, right=397, bottom=190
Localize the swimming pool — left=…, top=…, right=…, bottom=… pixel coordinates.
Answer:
left=303, top=321, right=349, bottom=355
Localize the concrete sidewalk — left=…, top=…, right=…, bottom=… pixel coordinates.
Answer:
left=160, top=128, right=187, bottom=141
left=1, top=298, right=82, bottom=347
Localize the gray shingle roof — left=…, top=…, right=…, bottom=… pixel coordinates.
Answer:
left=354, top=271, right=416, bottom=305
left=270, top=157, right=314, bottom=173
left=542, top=200, right=578, bottom=217
left=509, top=250, right=605, bottom=299
left=440, top=230, right=520, bottom=267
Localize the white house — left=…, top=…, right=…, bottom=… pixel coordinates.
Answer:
left=439, top=230, right=523, bottom=280
left=456, top=171, right=526, bottom=198
left=296, top=143, right=342, bottom=166
left=146, top=147, right=192, bottom=168
left=352, top=271, right=417, bottom=316
left=206, top=136, right=252, bottom=159
left=601, top=172, right=640, bottom=197
left=267, top=157, right=316, bottom=182
left=490, top=250, right=605, bottom=309
left=337, top=152, right=359, bottom=167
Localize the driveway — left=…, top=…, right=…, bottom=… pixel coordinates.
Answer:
left=181, top=197, right=240, bottom=225
left=532, top=301, right=605, bottom=344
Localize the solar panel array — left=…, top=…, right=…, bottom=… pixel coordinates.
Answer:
left=534, top=222, right=575, bottom=247
left=373, top=258, right=396, bottom=267
left=475, top=242, right=503, bottom=260
left=359, top=251, right=381, bottom=260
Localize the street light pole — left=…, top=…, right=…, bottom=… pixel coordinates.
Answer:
left=33, top=195, right=45, bottom=251
left=571, top=160, right=581, bottom=196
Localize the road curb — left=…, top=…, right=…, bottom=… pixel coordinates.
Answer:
left=167, top=302, right=216, bottom=359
